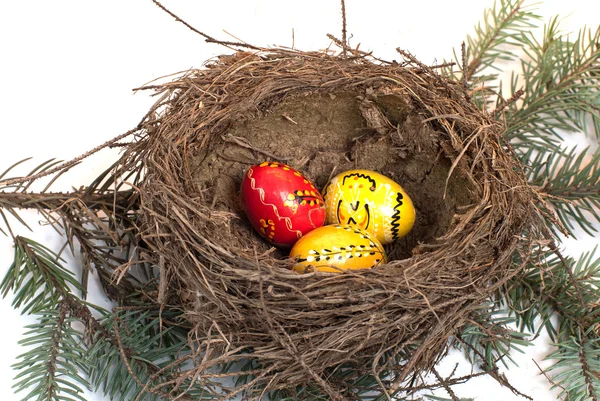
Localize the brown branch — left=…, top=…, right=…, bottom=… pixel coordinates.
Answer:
left=0, top=190, right=136, bottom=211
left=396, top=47, right=461, bottom=98
left=325, top=33, right=395, bottom=64
left=150, top=0, right=259, bottom=50
left=0, top=128, right=137, bottom=188
left=432, top=367, right=460, bottom=401
left=532, top=358, right=565, bottom=393
left=46, top=300, right=69, bottom=400
left=431, top=61, right=457, bottom=70
left=455, top=336, right=533, bottom=400
left=579, top=333, right=599, bottom=401
left=340, top=0, right=347, bottom=56
left=461, top=41, right=468, bottom=89
left=400, top=371, right=489, bottom=393
left=491, top=88, right=524, bottom=118
left=151, top=0, right=216, bottom=42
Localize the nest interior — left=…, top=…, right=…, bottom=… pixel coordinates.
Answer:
left=192, top=90, right=476, bottom=260
left=132, top=49, right=546, bottom=399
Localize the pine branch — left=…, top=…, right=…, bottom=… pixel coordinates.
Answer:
left=503, top=247, right=600, bottom=342
left=447, top=302, right=535, bottom=400
left=57, top=202, right=144, bottom=302
left=425, top=396, right=473, bottom=401
left=1, top=158, right=65, bottom=192
left=0, top=234, right=207, bottom=401
left=502, top=245, right=600, bottom=398
left=89, top=308, right=217, bottom=401
left=505, top=22, right=600, bottom=147
left=0, top=190, right=136, bottom=213
left=545, top=334, right=600, bottom=401
left=456, top=306, right=531, bottom=371
left=0, top=157, right=43, bottom=237
left=0, top=154, right=142, bottom=238
left=12, top=301, right=91, bottom=401
left=0, top=128, right=138, bottom=189
left=0, top=236, right=84, bottom=314
left=445, top=2, right=600, bottom=154
left=525, top=146, right=600, bottom=237
left=463, top=0, right=540, bottom=82
left=0, top=154, right=146, bottom=301
left=442, top=0, right=540, bottom=110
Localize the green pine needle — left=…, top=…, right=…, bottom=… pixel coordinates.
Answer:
left=443, top=0, right=541, bottom=110
left=0, top=236, right=84, bottom=314
left=503, top=247, right=600, bottom=343
left=463, top=0, right=540, bottom=81
left=456, top=303, right=531, bottom=371
left=545, top=334, right=600, bottom=401
left=524, top=146, right=600, bottom=237
left=447, top=0, right=600, bottom=152
left=12, top=303, right=91, bottom=401
left=505, top=21, right=600, bottom=147
left=88, top=308, right=217, bottom=401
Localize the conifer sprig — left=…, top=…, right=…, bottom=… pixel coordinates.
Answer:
left=504, top=248, right=600, bottom=340
left=456, top=306, right=531, bottom=371
left=0, top=236, right=84, bottom=314
left=524, top=146, right=600, bottom=237
left=544, top=334, right=600, bottom=401
left=501, top=247, right=600, bottom=400
left=442, top=0, right=541, bottom=111
left=504, top=21, right=600, bottom=149
left=88, top=309, right=194, bottom=401
left=462, top=0, right=540, bottom=83
left=0, top=234, right=218, bottom=401
left=12, top=302, right=91, bottom=401
left=448, top=0, right=600, bottom=153
left=454, top=0, right=600, bottom=398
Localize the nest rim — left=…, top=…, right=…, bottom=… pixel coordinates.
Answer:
left=129, top=48, right=547, bottom=399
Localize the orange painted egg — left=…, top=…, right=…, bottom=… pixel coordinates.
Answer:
left=241, top=162, right=326, bottom=247
left=323, top=169, right=415, bottom=245
left=290, top=224, right=386, bottom=273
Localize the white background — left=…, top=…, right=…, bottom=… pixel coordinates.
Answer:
left=0, top=1, right=599, bottom=400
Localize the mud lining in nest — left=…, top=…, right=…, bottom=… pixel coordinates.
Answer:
left=128, top=49, right=547, bottom=400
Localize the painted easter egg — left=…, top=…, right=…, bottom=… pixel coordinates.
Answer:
left=290, top=224, right=386, bottom=273
left=323, top=169, right=415, bottom=245
left=241, top=161, right=326, bottom=247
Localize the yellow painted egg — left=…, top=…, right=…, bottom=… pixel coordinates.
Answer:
left=323, top=169, right=415, bottom=245
left=290, top=224, right=386, bottom=273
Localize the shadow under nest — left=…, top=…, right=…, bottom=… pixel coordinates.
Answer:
left=124, top=48, right=547, bottom=400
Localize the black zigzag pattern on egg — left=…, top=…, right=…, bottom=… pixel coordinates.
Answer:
left=390, top=191, right=404, bottom=240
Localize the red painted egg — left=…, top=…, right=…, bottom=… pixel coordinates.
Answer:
left=241, top=162, right=326, bottom=247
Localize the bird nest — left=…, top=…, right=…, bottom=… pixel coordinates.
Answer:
left=119, top=48, right=548, bottom=399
